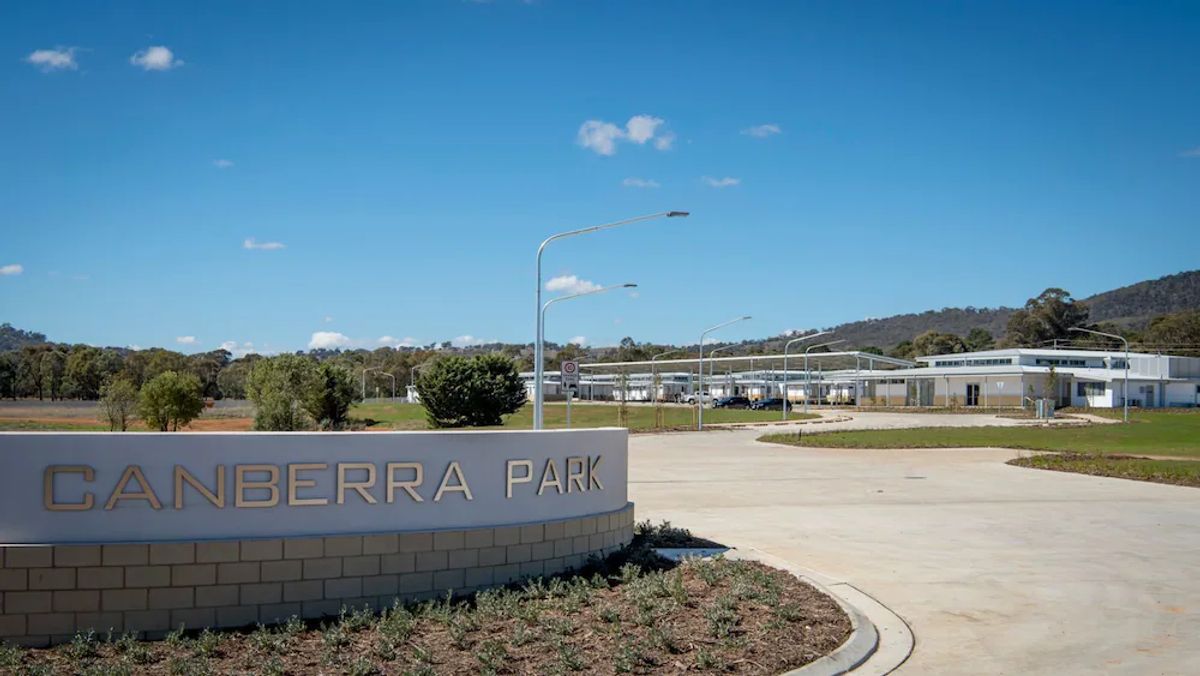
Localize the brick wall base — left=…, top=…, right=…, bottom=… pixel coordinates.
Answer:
left=0, top=503, right=635, bottom=647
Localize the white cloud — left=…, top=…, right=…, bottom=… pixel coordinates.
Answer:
left=378, top=336, right=418, bottom=348
left=452, top=335, right=487, bottom=347
left=25, top=47, right=78, bottom=72
left=622, top=177, right=660, bottom=188
left=1180, top=147, right=1200, bottom=158
left=212, top=159, right=234, bottom=169
left=130, top=46, right=183, bottom=71
left=323, top=315, right=333, bottom=323
left=577, top=120, right=624, bottom=156
left=219, top=340, right=258, bottom=358
left=742, top=123, right=782, bottom=138
left=0, top=264, right=23, bottom=276
left=243, top=238, right=285, bottom=251
left=577, top=115, right=673, bottom=155
left=308, top=331, right=353, bottom=350
left=702, top=176, right=741, bottom=188
left=568, top=336, right=587, bottom=346
left=545, top=274, right=601, bottom=295
left=175, top=336, right=197, bottom=345
left=625, top=115, right=663, bottom=144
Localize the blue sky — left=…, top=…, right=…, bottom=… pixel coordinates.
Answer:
left=2, top=0, right=1198, bottom=355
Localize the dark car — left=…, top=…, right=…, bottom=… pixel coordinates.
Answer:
left=713, top=396, right=751, bottom=409
left=749, top=397, right=785, bottom=411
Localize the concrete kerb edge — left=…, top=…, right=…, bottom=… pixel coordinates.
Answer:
left=729, top=548, right=913, bottom=675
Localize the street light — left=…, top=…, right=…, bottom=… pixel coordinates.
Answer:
left=534, top=211, right=689, bottom=429
left=698, top=315, right=751, bottom=430
left=361, top=367, right=379, bottom=400
left=378, top=372, right=397, bottom=400
left=804, top=340, right=845, bottom=414
left=1069, top=327, right=1130, bottom=423
left=782, top=331, right=831, bottom=420
left=707, top=344, right=737, bottom=400
left=650, top=349, right=684, bottom=403
left=542, top=282, right=638, bottom=419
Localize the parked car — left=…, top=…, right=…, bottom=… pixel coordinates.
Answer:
left=749, top=397, right=785, bottom=411
left=679, top=392, right=712, bottom=405
left=713, top=396, right=751, bottom=409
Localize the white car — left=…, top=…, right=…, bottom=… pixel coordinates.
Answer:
left=679, top=392, right=712, bottom=405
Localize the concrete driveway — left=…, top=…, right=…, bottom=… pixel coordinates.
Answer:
left=629, top=415, right=1200, bottom=675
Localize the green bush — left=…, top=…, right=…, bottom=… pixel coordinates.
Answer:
left=416, top=354, right=526, bottom=428
left=137, top=371, right=204, bottom=431
left=247, top=355, right=360, bottom=430
left=99, top=378, right=139, bottom=431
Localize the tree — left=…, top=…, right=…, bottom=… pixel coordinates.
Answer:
left=40, top=349, right=67, bottom=400
left=302, top=362, right=360, bottom=430
left=99, top=379, right=139, bottom=431
left=216, top=355, right=259, bottom=400
left=912, top=331, right=967, bottom=357
left=859, top=346, right=884, bottom=356
left=65, top=345, right=108, bottom=400
left=417, top=354, right=526, bottom=428
left=1143, top=310, right=1200, bottom=356
left=0, top=352, right=18, bottom=399
left=964, top=328, right=995, bottom=352
left=888, top=340, right=916, bottom=360
left=189, top=349, right=231, bottom=399
left=246, top=354, right=319, bottom=431
left=1003, top=288, right=1089, bottom=347
left=137, top=371, right=204, bottom=431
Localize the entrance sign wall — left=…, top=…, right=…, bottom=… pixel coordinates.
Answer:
left=0, top=429, right=633, bottom=646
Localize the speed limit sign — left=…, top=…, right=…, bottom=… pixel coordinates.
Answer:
left=561, top=360, right=580, bottom=389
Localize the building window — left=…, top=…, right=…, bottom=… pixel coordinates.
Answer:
left=1077, top=382, right=1105, bottom=397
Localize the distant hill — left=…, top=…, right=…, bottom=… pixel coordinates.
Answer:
left=745, top=269, right=1200, bottom=352
left=0, top=323, right=48, bottom=351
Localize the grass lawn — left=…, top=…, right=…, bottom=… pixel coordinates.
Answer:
left=2, top=526, right=850, bottom=675
left=354, top=401, right=817, bottom=432
left=1008, top=453, right=1200, bottom=488
left=759, top=410, right=1200, bottom=459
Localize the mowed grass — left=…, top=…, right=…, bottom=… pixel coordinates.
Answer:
left=1008, top=453, right=1200, bottom=488
left=354, top=401, right=816, bottom=432
left=760, top=411, right=1200, bottom=458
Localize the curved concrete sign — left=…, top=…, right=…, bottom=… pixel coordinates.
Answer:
left=0, top=428, right=628, bottom=544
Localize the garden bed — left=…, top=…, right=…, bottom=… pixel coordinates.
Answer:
left=1, top=525, right=851, bottom=675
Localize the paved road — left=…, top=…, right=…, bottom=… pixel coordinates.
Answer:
left=629, top=413, right=1200, bottom=675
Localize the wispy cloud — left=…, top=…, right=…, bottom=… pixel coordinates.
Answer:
left=546, top=274, right=601, bottom=294
left=0, top=264, right=23, bottom=276
left=452, top=335, right=489, bottom=347
left=175, top=336, right=197, bottom=345
left=378, top=336, right=418, bottom=348
left=130, top=45, right=183, bottom=71
left=702, top=176, right=741, bottom=188
left=622, top=177, right=660, bottom=189
left=577, top=115, right=674, bottom=155
left=212, top=159, right=234, bottom=169
left=742, top=123, right=782, bottom=138
left=323, top=315, right=334, bottom=323
left=219, top=340, right=259, bottom=358
left=25, top=47, right=78, bottom=72
left=568, top=336, right=587, bottom=346
left=1180, top=146, right=1200, bottom=158
left=243, top=238, right=285, bottom=251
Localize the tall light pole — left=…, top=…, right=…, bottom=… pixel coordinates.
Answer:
left=542, top=283, right=638, bottom=422
left=361, top=367, right=379, bottom=400
left=1069, top=327, right=1129, bottom=423
left=698, top=316, right=751, bottom=430
left=804, top=340, right=845, bottom=414
left=534, top=211, right=689, bottom=429
left=650, top=349, right=683, bottom=402
left=707, top=344, right=737, bottom=399
left=379, top=372, right=396, bottom=400
left=782, top=331, right=831, bottom=420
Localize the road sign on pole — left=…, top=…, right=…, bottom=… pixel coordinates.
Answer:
left=561, top=360, right=580, bottom=389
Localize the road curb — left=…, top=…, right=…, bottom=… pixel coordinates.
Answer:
left=731, top=548, right=914, bottom=675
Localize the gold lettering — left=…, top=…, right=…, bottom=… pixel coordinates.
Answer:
left=43, top=465, right=94, bottom=511
left=337, top=463, right=377, bottom=505
left=386, top=462, right=424, bottom=503
left=506, top=459, right=533, bottom=499
left=174, top=465, right=225, bottom=509
left=434, top=461, right=473, bottom=502
left=288, top=463, right=328, bottom=506
left=104, top=465, right=163, bottom=510
left=566, top=457, right=586, bottom=493
left=235, top=464, right=280, bottom=508
left=537, top=458, right=563, bottom=496
left=588, top=455, right=604, bottom=491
